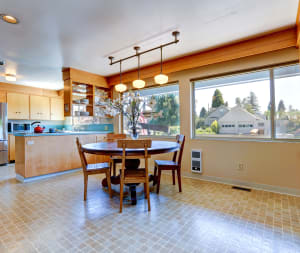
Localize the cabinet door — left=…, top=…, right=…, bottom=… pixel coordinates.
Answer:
left=95, top=135, right=110, bottom=163
left=30, top=96, right=50, bottom=120
left=72, top=135, right=97, bottom=169
left=50, top=98, right=64, bottom=120
left=0, top=91, right=7, bottom=103
left=7, top=93, right=29, bottom=119
left=8, top=134, right=15, bottom=161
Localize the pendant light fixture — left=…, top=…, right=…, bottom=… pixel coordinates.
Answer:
left=154, top=46, right=168, bottom=85
left=114, top=59, right=127, bottom=93
left=132, top=46, right=145, bottom=89
left=108, top=31, right=179, bottom=91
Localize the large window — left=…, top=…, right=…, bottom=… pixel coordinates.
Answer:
left=124, top=84, right=180, bottom=136
left=274, top=65, right=300, bottom=139
left=192, top=63, right=300, bottom=140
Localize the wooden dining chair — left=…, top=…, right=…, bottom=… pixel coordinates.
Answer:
left=106, top=133, right=127, bottom=177
left=118, top=139, right=152, bottom=213
left=154, top=134, right=185, bottom=194
left=76, top=137, right=112, bottom=201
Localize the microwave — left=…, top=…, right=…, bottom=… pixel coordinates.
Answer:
left=8, top=122, right=31, bottom=133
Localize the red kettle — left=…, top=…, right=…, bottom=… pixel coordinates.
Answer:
left=34, top=125, right=45, bottom=133
left=32, top=122, right=45, bottom=133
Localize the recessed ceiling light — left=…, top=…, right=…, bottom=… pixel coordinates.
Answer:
left=5, top=74, right=17, bottom=82
left=0, top=14, right=19, bottom=24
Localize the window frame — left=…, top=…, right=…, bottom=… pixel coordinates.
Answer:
left=123, top=82, right=180, bottom=138
left=191, top=61, right=300, bottom=142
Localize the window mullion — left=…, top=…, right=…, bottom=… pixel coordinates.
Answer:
left=269, top=69, right=276, bottom=139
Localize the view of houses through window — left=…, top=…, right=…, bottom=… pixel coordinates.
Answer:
left=124, top=84, right=180, bottom=136
left=193, top=64, right=300, bottom=140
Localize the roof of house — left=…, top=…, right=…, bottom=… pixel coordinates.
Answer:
left=218, top=106, right=263, bottom=122
left=206, top=105, right=230, bottom=120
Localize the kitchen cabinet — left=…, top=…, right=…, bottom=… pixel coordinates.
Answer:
left=7, top=93, right=30, bottom=119
left=50, top=98, right=64, bottom=120
left=72, top=135, right=97, bottom=169
left=30, top=95, right=50, bottom=120
left=95, top=135, right=110, bottom=163
left=8, top=134, right=15, bottom=161
left=0, top=91, right=7, bottom=103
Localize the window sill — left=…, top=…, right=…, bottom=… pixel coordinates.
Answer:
left=192, top=135, right=300, bottom=143
left=127, top=135, right=176, bottom=140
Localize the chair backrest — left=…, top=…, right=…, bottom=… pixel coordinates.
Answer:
left=172, top=134, right=185, bottom=166
left=76, top=137, right=88, bottom=172
left=117, top=139, right=152, bottom=173
left=106, top=133, right=126, bottom=142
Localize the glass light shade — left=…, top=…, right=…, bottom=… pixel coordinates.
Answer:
left=2, top=15, right=18, bottom=24
left=114, top=83, right=127, bottom=93
left=5, top=74, right=16, bottom=82
left=154, top=73, right=168, bottom=85
left=132, top=79, right=145, bottom=89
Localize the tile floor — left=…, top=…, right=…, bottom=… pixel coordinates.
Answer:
left=0, top=164, right=300, bottom=253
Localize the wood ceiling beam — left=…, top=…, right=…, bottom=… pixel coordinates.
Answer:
left=297, top=0, right=300, bottom=47
left=107, top=27, right=297, bottom=86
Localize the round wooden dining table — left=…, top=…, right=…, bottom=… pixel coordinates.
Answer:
left=82, top=140, right=180, bottom=204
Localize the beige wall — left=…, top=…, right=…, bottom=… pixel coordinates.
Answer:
left=116, top=47, right=300, bottom=195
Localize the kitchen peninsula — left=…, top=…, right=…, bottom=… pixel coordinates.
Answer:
left=14, top=131, right=112, bottom=181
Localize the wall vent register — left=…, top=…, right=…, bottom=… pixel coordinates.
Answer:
left=191, top=150, right=202, bottom=173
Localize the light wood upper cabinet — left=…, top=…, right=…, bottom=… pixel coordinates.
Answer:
left=7, top=93, right=30, bottom=119
left=0, top=91, right=7, bottom=103
left=30, top=95, right=50, bottom=120
left=50, top=98, right=64, bottom=120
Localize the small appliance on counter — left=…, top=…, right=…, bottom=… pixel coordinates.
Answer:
left=31, top=121, right=45, bottom=133
left=8, top=122, right=31, bottom=133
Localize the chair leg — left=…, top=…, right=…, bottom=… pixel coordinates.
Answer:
left=113, top=160, right=116, bottom=177
left=144, top=183, right=147, bottom=199
left=146, top=180, right=151, bottom=211
left=177, top=169, right=182, bottom=192
left=156, top=169, right=162, bottom=194
left=119, top=172, right=124, bottom=213
left=106, top=170, right=112, bottom=198
left=84, top=174, right=88, bottom=201
left=153, top=165, right=157, bottom=186
left=172, top=170, right=176, bottom=185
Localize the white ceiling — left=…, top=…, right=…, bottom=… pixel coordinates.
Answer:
left=0, top=0, right=298, bottom=90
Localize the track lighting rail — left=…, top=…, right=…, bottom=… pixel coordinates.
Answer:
left=108, top=31, right=179, bottom=65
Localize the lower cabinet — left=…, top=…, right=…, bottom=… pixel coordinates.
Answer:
left=8, top=134, right=15, bottom=161
left=72, top=135, right=97, bottom=169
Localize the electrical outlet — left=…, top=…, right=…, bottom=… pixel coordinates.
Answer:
left=237, top=163, right=245, bottom=171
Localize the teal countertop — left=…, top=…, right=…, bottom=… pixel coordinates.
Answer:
left=14, top=131, right=113, bottom=137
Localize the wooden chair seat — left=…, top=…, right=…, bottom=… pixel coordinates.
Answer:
left=87, top=162, right=110, bottom=171
left=76, top=138, right=112, bottom=200
left=124, top=169, right=147, bottom=184
left=118, top=139, right=152, bottom=213
left=154, top=135, right=185, bottom=194
left=154, top=160, right=179, bottom=169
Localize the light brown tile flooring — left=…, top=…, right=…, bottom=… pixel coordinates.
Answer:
left=0, top=164, right=300, bottom=253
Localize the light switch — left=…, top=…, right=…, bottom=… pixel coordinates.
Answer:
left=27, top=140, right=34, bottom=145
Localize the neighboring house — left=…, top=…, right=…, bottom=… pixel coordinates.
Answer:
left=205, top=105, right=229, bottom=126
left=218, top=106, right=266, bottom=135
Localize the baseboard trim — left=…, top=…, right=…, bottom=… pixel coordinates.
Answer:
left=181, top=172, right=300, bottom=197
left=16, top=168, right=81, bottom=183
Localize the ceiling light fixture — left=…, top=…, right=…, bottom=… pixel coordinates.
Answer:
left=0, top=14, right=19, bottom=24
left=108, top=31, right=179, bottom=92
left=5, top=73, right=16, bottom=82
left=132, top=46, right=145, bottom=89
left=154, top=46, right=168, bottom=85
left=112, top=58, right=127, bottom=93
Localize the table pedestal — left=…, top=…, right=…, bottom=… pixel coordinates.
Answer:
left=102, top=159, right=141, bottom=205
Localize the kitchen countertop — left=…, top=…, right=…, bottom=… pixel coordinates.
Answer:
left=14, top=131, right=113, bottom=137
